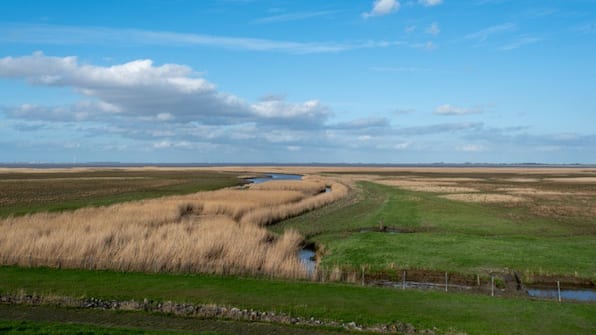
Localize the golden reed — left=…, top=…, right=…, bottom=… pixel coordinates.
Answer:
left=0, top=177, right=348, bottom=279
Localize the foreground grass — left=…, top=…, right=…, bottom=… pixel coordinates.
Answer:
left=0, top=319, right=221, bottom=335
left=0, top=266, right=594, bottom=335
left=0, top=170, right=242, bottom=217
left=275, top=181, right=596, bottom=280
left=0, top=307, right=348, bottom=335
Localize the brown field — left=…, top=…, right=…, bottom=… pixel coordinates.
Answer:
left=440, top=193, right=527, bottom=203
left=0, top=169, right=242, bottom=217
left=0, top=175, right=348, bottom=278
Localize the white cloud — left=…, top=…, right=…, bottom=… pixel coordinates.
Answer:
left=156, top=113, right=174, bottom=121
left=435, top=104, right=481, bottom=116
left=426, top=22, right=440, bottom=36
left=413, top=41, right=437, bottom=51
left=394, top=142, right=411, bottom=150
left=251, top=97, right=329, bottom=122
left=419, top=0, right=443, bottom=7
left=153, top=141, right=172, bottom=149
left=253, top=11, right=336, bottom=24
left=363, top=0, right=400, bottom=18
left=7, top=100, right=119, bottom=122
left=458, top=144, right=487, bottom=152
left=499, top=36, right=542, bottom=51
left=0, top=23, right=408, bottom=55
left=465, top=22, right=516, bottom=42
left=0, top=52, right=331, bottom=127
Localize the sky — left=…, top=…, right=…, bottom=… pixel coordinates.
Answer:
left=0, top=0, right=595, bottom=164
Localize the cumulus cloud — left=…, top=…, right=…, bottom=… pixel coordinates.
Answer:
left=0, top=52, right=328, bottom=127
left=5, top=101, right=118, bottom=122
left=251, top=96, right=330, bottom=125
left=434, top=104, right=482, bottom=116
left=419, top=0, right=443, bottom=7
left=363, top=0, right=400, bottom=18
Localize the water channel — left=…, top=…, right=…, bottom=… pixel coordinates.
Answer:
left=247, top=173, right=302, bottom=184
left=526, top=288, right=596, bottom=302
left=246, top=173, right=317, bottom=275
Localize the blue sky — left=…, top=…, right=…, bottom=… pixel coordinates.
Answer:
left=1, top=0, right=595, bottom=164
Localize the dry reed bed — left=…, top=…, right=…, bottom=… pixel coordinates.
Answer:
left=496, top=187, right=578, bottom=196
left=241, top=181, right=349, bottom=226
left=0, top=177, right=349, bottom=278
left=440, top=193, right=526, bottom=203
left=374, top=179, right=479, bottom=194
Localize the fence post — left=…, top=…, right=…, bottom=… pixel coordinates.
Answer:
left=557, top=281, right=561, bottom=302
left=476, top=274, right=480, bottom=287
left=491, top=275, right=495, bottom=297
left=361, top=266, right=365, bottom=286
left=445, top=272, right=448, bottom=292
left=402, top=270, right=406, bottom=290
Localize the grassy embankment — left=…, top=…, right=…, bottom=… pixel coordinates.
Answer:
left=272, top=171, right=596, bottom=282
left=0, top=266, right=594, bottom=335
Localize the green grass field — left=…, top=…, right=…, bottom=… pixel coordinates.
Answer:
left=0, top=169, right=242, bottom=217
left=0, top=266, right=594, bottom=335
left=273, top=180, right=596, bottom=281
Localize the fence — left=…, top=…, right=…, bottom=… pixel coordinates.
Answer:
left=1, top=255, right=587, bottom=302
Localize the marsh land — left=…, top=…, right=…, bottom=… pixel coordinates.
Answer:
left=0, top=166, right=594, bottom=334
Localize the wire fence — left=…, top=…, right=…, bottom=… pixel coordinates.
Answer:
left=1, top=254, right=588, bottom=302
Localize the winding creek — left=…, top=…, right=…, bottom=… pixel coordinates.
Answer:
left=246, top=173, right=317, bottom=274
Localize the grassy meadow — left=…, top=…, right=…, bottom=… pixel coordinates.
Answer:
left=272, top=169, right=596, bottom=283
